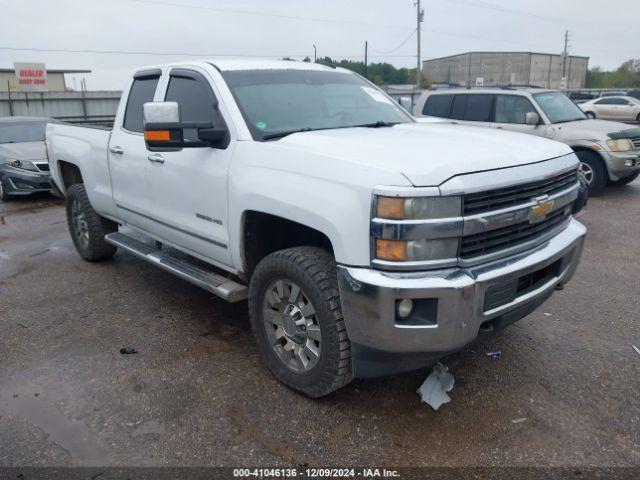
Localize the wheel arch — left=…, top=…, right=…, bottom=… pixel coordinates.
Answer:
left=240, top=210, right=335, bottom=281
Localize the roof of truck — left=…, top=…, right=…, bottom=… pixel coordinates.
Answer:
left=136, top=58, right=349, bottom=74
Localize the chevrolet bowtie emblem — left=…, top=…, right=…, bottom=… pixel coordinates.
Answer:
left=529, top=196, right=553, bottom=223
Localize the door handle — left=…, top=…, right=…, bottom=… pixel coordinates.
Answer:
left=109, top=146, right=124, bottom=155
left=147, top=153, right=165, bottom=164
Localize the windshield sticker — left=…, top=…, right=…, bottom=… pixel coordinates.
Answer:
left=255, top=121, right=267, bottom=130
left=361, top=86, right=393, bottom=105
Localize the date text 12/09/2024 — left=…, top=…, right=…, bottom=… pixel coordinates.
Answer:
left=233, top=468, right=400, bottom=478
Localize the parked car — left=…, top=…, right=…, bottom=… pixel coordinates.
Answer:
left=47, top=60, right=586, bottom=397
left=579, top=96, right=640, bottom=123
left=627, top=90, right=640, bottom=101
left=414, top=88, right=640, bottom=195
left=0, top=116, right=56, bottom=201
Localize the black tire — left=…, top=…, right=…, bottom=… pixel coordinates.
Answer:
left=585, top=111, right=596, bottom=119
left=576, top=150, right=607, bottom=196
left=0, top=177, right=11, bottom=202
left=610, top=171, right=640, bottom=186
left=248, top=247, right=352, bottom=398
left=65, top=183, right=118, bottom=261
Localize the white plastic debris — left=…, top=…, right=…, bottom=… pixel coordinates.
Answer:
left=511, top=417, right=527, bottom=424
left=633, top=345, right=640, bottom=356
left=543, top=313, right=552, bottom=316
left=417, top=362, right=454, bottom=411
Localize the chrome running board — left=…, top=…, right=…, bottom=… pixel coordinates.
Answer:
left=104, top=232, right=247, bottom=302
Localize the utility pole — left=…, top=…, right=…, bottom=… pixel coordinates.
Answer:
left=364, top=41, right=368, bottom=79
left=561, top=30, right=569, bottom=88
left=415, top=0, right=424, bottom=90
left=313, top=44, right=317, bottom=62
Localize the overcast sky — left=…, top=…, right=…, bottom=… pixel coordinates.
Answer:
left=2, top=0, right=638, bottom=90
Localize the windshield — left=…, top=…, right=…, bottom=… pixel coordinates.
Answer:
left=221, top=69, right=414, bottom=140
left=533, top=92, right=586, bottom=124
left=0, top=122, right=48, bottom=144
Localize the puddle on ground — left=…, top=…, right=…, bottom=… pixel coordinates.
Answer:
left=0, top=389, right=110, bottom=465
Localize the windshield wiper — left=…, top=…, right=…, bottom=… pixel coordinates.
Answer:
left=351, top=121, right=399, bottom=128
left=262, top=121, right=399, bottom=140
left=262, top=127, right=313, bottom=141
left=554, top=118, right=587, bottom=124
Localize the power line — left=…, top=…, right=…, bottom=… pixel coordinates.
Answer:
left=448, top=0, right=563, bottom=24
left=369, top=30, right=416, bottom=55
left=129, top=0, right=412, bottom=29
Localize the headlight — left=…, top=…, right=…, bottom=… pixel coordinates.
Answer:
left=6, top=159, right=39, bottom=172
left=606, top=139, right=634, bottom=152
left=375, top=238, right=459, bottom=262
left=376, top=195, right=461, bottom=220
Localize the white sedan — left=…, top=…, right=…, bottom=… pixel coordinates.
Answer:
left=579, top=96, right=640, bottom=123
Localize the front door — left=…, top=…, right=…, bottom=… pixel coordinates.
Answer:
left=145, top=67, right=233, bottom=267
left=109, top=72, right=161, bottom=228
left=490, top=94, right=545, bottom=137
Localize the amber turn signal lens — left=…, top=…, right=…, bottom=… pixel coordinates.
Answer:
left=144, top=130, right=170, bottom=142
left=375, top=239, right=407, bottom=261
left=376, top=196, right=404, bottom=219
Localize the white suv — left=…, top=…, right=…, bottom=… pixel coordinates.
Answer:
left=414, top=88, right=640, bottom=195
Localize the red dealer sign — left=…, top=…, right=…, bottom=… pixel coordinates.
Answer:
left=13, top=62, right=48, bottom=92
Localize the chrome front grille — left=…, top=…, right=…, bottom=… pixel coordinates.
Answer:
left=460, top=205, right=572, bottom=259
left=631, top=137, right=640, bottom=150
left=463, top=169, right=578, bottom=215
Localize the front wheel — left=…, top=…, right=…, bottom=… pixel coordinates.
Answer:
left=248, top=247, right=352, bottom=398
left=65, top=184, right=118, bottom=261
left=585, top=111, right=596, bottom=119
left=0, top=177, right=11, bottom=201
left=576, top=150, right=607, bottom=196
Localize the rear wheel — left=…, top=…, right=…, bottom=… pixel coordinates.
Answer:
left=248, top=247, right=352, bottom=398
left=585, top=111, right=596, bottom=119
left=576, top=150, right=607, bottom=196
left=65, top=184, right=118, bottom=261
left=610, top=171, right=640, bottom=186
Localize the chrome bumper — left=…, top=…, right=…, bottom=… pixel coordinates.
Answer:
left=337, top=219, right=586, bottom=355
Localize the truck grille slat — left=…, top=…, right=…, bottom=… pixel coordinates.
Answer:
left=463, top=169, right=578, bottom=215
left=631, top=137, right=640, bottom=150
left=460, top=206, right=572, bottom=258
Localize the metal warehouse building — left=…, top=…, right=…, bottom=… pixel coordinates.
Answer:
left=423, top=52, right=589, bottom=89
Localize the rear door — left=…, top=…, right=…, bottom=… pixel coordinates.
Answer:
left=452, top=93, right=494, bottom=128
left=145, top=67, right=234, bottom=266
left=108, top=70, right=161, bottom=227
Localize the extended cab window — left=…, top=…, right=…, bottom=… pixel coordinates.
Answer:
left=123, top=75, right=159, bottom=133
left=165, top=73, right=226, bottom=141
left=463, top=94, right=494, bottom=122
left=423, top=94, right=453, bottom=117
left=495, top=95, right=536, bottom=124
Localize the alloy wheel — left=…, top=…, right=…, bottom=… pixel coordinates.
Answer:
left=262, top=279, right=322, bottom=373
left=71, top=198, right=90, bottom=249
left=579, top=162, right=594, bottom=184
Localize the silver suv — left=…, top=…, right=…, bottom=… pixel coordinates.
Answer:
left=414, top=88, right=640, bottom=195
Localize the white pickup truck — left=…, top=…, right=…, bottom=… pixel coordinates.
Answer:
left=47, top=59, right=587, bottom=397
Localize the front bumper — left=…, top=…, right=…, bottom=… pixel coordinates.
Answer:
left=602, top=150, right=640, bottom=181
left=0, top=165, right=51, bottom=196
left=337, top=219, right=586, bottom=376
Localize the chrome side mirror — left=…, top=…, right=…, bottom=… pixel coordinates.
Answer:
left=525, top=112, right=540, bottom=126
left=143, top=101, right=180, bottom=125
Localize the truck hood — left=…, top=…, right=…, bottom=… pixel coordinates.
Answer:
left=0, top=141, right=46, bottom=161
left=552, top=119, right=638, bottom=141
left=277, top=123, right=572, bottom=187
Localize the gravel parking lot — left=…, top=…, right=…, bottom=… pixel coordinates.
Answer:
left=1, top=183, right=639, bottom=468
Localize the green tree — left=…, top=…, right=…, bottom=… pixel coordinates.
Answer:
left=586, top=59, right=640, bottom=88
